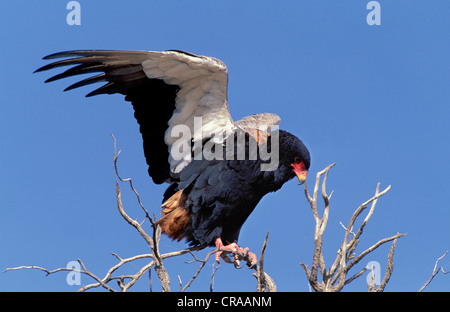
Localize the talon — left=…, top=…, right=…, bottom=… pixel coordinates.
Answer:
left=216, top=249, right=233, bottom=264
left=215, top=238, right=236, bottom=264
left=234, top=262, right=244, bottom=269
left=246, top=251, right=258, bottom=269
left=221, top=252, right=233, bottom=264
left=214, top=238, right=258, bottom=269
left=240, top=247, right=249, bottom=258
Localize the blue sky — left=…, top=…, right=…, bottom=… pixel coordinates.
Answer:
left=1, top=1, right=449, bottom=291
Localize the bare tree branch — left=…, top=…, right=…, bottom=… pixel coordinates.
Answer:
left=419, top=251, right=449, bottom=292
left=180, top=250, right=216, bottom=292
left=9, top=137, right=433, bottom=292
left=112, top=134, right=154, bottom=226
left=116, top=181, right=155, bottom=249
left=375, top=235, right=399, bottom=292
left=300, top=163, right=406, bottom=292
left=210, top=263, right=221, bottom=292
left=254, top=231, right=277, bottom=292
left=5, top=136, right=274, bottom=292
left=4, top=259, right=118, bottom=292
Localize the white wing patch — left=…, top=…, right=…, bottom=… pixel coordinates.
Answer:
left=36, top=49, right=283, bottom=181
left=235, top=113, right=281, bottom=131
left=141, top=51, right=235, bottom=175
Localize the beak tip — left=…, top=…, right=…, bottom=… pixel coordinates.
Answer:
left=296, top=175, right=307, bottom=185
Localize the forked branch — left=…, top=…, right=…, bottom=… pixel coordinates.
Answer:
left=4, top=135, right=273, bottom=292
left=301, top=164, right=406, bottom=292
left=419, top=251, right=449, bottom=292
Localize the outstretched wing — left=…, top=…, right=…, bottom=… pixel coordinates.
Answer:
left=36, top=50, right=234, bottom=183
left=36, top=49, right=281, bottom=186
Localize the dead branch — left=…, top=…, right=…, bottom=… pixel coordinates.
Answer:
left=375, top=235, right=398, bottom=292
left=4, top=168, right=209, bottom=292
left=4, top=259, right=117, bottom=292
left=112, top=134, right=153, bottom=226
left=5, top=135, right=273, bottom=292
left=210, top=263, right=221, bottom=292
left=178, top=249, right=218, bottom=292
left=10, top=135, right=415, bottom=292
left=254, top=231, right=277, bottom=292
left=300, top=163, right=406, bottom=292
left=115, top=181, right=154, bottom=249
left=419, top=251, right=449, bottom=292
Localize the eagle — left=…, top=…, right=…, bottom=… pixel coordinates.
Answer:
left=36, top=50, right=311, bottom=268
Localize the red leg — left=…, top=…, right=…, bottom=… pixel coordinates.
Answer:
left=214, top=238, right=258, bottom=268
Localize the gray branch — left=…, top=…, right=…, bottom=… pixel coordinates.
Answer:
left=300, top=163, right=406, bottom=292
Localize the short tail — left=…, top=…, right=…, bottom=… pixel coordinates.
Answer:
left=155, top=189, right=189, bottom=241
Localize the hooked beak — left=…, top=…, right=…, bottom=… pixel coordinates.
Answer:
left=291, top=162, right=308, bottom=185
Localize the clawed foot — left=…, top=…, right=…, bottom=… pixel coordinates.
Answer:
left=214, top=238, right=258, bottom=269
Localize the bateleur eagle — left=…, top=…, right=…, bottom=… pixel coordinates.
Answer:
left=36, top=50, right=311, bottom=268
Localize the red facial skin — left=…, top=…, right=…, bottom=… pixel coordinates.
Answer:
left=291, top=161, right=308, bottom=183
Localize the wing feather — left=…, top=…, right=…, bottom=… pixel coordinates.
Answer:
left=36, top=49, right=235, bottom=181
left=235, top=113, right=281, bottom=145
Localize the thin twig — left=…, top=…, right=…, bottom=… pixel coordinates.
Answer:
left=300, top=164, right=405, bottom=292
left=116, top=181, right=154, bottom=249
left=112, top=134, right=154, bottom=225
left=210, top=263, right=221, bottom=292
left=419, top=251, right=449, bottom=292
left=181, top=250, right=216, bottom=292
left=256, top=232, right=270, bottom=292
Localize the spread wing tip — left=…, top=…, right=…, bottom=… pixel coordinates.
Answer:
left=42, top=50, right=107, bottom=60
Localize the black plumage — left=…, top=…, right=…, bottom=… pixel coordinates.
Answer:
left=174, top=129, right=310, bottom=246
left=36, top=49, right=311, bottom=266
left=126, top=79, right=180, bottom=184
